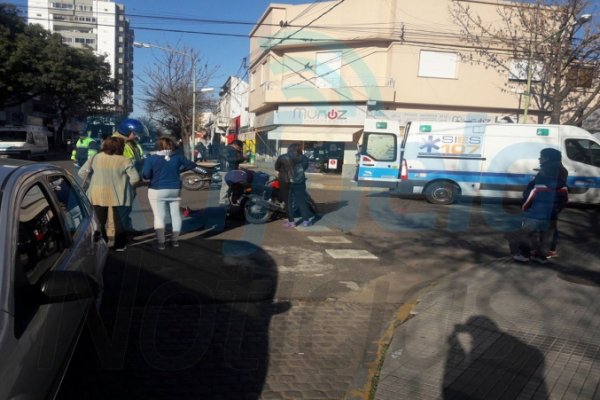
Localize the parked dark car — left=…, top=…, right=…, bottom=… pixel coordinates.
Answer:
left=0, top=160, right=108, bottom=399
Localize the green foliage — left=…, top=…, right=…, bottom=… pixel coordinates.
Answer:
left=0, top=4, right=114, bottom=115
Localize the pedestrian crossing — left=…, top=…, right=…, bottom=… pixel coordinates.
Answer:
left=295, top=221, right=378, bottom=261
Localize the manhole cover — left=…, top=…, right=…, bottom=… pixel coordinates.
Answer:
left=557, top=269, right=600, bottom=287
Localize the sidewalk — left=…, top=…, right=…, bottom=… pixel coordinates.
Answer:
left=373, top=243, right=600, bottom=399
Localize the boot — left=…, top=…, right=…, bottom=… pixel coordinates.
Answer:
left=155, top=228, right=166, bottom=250
left=171, top=231, right=180, bottom=248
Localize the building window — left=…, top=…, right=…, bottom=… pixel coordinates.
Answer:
left=251, top=70, right=257, bottom=91
left=567, top=65, right=593, bottom=88
left=316, top=51, right=342, bottom=88
left=51, top=3, right=74, bottom=10
left=418, top=51, right=457, bottom=79
left=508, top=59, right=542, bottom=82
left=260, top=60, right=267, bottom=87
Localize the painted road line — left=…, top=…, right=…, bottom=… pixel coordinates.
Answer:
left=325, top=249, right=378, bottom=259
left=308, top=236, right=352, bottom=244
left=295, top=225, right=332, bottom=232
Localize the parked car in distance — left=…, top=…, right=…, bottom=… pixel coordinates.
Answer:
left=0, top=124, right=50, bottom=160
left=0, top=160, right=108, bottom=399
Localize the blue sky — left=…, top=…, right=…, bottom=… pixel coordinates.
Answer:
left=123, top=0, right=312, bottom=117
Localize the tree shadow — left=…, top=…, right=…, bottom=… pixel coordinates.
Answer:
left=443, top=315, right=548, bottom=399
left=58, top=237, right=289, bottom=400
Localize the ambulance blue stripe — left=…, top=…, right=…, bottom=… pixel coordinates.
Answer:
left=409, top=170, right=600, bottom=188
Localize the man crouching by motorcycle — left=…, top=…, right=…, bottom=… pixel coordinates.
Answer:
left=218, top=140, right=247, bottom=206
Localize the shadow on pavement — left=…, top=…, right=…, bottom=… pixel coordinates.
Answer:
left=58, top=237, right=289, bottom=400
left=442, top=315, right=548, bottom=399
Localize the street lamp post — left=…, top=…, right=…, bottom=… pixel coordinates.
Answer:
left=133, top=41, right=200, bottom=159
left=521, top=14, right=592, bottom=123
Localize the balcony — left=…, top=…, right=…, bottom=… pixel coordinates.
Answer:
left=249, top=76, right=396, bottom=112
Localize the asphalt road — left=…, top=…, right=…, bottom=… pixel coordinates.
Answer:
left=50, top=159, right=599, bottom=399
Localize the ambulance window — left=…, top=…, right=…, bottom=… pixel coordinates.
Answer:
left=365, top=133, right=397, bottom=161
left=565, top=139, right=600, bottom=167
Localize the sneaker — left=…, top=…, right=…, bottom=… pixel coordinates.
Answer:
left=156, top=242, right=166, bottom=251
left=301, top=220, right=312, bottom=227
left=512, top=254, right=529, bottom=263
left=547, top=250, right=558, bottom=258
left=171, top=241, right=180, bottom=248
left=531, top=256, right=548, bottom=265
left=283, top=220, right=295, bottom=228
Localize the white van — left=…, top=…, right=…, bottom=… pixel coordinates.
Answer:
left=358, top=119, right=600, bottom=204
left=0, top=125, right=49, bottom=159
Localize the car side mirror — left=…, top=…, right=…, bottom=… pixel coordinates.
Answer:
left=39, top=270, right=99, bottom=304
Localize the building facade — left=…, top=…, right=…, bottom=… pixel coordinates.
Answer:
left=27, top=0, right=134, bottom=114
left=248, top=0, right=553, bottom=176
left=207, top=76, right=254, bottom=157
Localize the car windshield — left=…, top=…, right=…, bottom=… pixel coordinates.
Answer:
left=0, top=130, right=27, bottom=142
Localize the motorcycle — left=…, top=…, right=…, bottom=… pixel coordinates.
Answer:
left=223, top=169, right=270, bottom=219
left=243, top=177, right=318, bottom=224
left=181, top=162, right=221, bottom=191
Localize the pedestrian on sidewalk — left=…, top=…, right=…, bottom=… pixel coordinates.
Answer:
left=509, top=148, right=568, bottom=264
left=142, top=136, right=204, bottom=249
left=78, top=137, right=140, bottom=251
left=287, top=143, right=316, bottom=227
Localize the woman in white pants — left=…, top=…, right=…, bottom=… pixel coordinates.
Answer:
left=142, top=136, right=202, bottom=249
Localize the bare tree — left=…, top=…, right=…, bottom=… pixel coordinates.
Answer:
left=450, top=0, right=600, bottom=125
left=140, top=46, right=217, bottom=156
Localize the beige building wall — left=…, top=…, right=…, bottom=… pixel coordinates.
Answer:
left=248, top=0, right=530, bottom=174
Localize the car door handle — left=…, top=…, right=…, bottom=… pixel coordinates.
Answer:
left=362, top=163, right=375, bottom=166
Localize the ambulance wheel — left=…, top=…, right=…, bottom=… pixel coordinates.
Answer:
left=424, top=181, right=459, bottom=205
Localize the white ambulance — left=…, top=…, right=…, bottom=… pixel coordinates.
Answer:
left=358, top=119, right=600, bottom=204
left=0, top=125, right=49, bottom=159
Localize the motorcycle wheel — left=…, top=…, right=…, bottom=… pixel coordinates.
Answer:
left=181, top=171, right=209, bottom=191
left=244, top=196, right=274, bottom=224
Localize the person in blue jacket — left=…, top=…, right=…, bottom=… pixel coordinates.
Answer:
left=510, top=148, right=569, bottom=264
left=142, top=136, right=203, bottom=249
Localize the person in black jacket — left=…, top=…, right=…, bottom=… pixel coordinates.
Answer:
left=286, top=143, right=316, bottom=227
left=510, top=148, right=569, bottom=264
left=218, top=140, right=246, bottom=205
left=274, top=147, right=294, bottom=227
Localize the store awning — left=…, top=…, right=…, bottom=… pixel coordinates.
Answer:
left=267, top=126, right=360, bottom=142
left=237, top=131, right=256, bottom=141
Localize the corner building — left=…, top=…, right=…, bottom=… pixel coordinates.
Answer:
left=248, top=0, right=531, bottom=176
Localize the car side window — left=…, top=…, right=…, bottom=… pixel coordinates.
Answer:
left=565, top=139, right=600, bottom=167
left=47, top=175, right=88, bottom=237
left=16, top=184, right=66, bottom=284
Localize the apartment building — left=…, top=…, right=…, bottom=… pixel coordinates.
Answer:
left=27, top=0, right=134, bottom=114
left=248, top=0, right=549, bottom=175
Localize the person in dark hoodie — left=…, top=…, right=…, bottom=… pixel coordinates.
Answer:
left=511, top=148, right=569, bottom=264
left=274, top=145, right=294, bottom=227
left=285, top=143, right=316, bottom=227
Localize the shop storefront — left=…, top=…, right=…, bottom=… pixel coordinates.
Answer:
left=259, top=105, right=366, bottom=175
